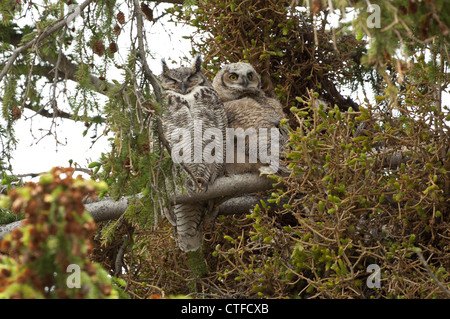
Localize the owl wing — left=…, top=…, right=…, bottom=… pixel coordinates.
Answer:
left=224, top=97, right=283, bottom=128
left=224, top=97, right=290, bottom=175
left=161, top=93, right=192, bottom=149
left=254, top=95, right=290, bottom=155
left=162, top=90, right=217, bottom=191
left=194, top=87, right=227, bottom=185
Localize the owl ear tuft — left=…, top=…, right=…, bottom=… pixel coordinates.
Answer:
left=161, top=58, right=170, bottom=74
left=192, top=55, right=202, bottom=73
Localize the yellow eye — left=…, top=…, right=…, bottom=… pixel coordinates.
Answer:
left=228, top=73, right=238, bottom=81
left=247, top=73, right=253, bottom=81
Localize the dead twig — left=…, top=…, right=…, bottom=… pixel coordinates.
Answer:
left=415, top=250, right=450, bottom=298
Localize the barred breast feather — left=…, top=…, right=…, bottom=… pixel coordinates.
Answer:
left=161, top=76, right=227, bottom=252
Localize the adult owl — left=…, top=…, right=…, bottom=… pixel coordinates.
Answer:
left=160, top=55, right=227, bottom=252
left=212, top=62, right=288, bottom=175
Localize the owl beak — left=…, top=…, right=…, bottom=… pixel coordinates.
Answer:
left=181, top=82, right=187, bottom=94
left=242, top=76, right=248, bottom=88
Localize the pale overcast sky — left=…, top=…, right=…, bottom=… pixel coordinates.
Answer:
left=10, top=3, right=194, bottom=180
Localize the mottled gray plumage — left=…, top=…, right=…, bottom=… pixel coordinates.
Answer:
left=160, top=55, right=227, bottom=252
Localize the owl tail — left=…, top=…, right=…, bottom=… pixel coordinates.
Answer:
left=173, top=203, right=205, bottom=252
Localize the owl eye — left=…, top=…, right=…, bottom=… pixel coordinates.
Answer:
left=228, top=73, right=238, bottom=81
left=165, top=77, right=177, bottom=85
left=247, top=72, right=253, bottom=81
left=187, top=74, right=198, bottom=82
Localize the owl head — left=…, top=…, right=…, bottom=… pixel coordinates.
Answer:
left=160, top=55, right=211, bottom=94
left=212, top=62, right=261, bottom=102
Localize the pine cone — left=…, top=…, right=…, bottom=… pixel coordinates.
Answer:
left=123, top=158, right=132, bottom=172
left=109, top=42, right=118, bottom=54
left=93, top=40, right=105, bottom=56
left=311, top=0, right=322, bottom=14
left=143, top=102, right=156, bottom=111
left=117, top=11, right=125, bottom=24
left=141, top=144, right=150, bottom=154
left=113, top=24, right=121, bottom=36
left=11, top=106, right=21, bottom=120
left=141, top=3, right=153, bottom=21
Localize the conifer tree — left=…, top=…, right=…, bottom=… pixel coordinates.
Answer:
left=0, top=0, right=449, bottom=299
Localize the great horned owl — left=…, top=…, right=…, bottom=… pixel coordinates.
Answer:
left=160, top=55, right=227, bottom=252
left=212, top=62, right=288, bottom=175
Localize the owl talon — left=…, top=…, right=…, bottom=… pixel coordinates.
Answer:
left=195, top=177, right=208, bottom=192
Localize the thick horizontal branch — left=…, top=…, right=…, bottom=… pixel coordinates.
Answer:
left=174, top=173, right=276, bottom=204
left=86, top=195, right=134, bottom=222
left=86, top=174, right=277, bottom=221
left=218, top=194, right=290, bottom=216
left=0, top=174, right=279, bottom=240
left=0, top=220, right=23, bottom=242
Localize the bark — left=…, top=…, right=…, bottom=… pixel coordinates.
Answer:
left=0, top=0, right=96, bottom=83
left=134, top=0, right=165, bottom=104
left=0, top=0, right=184, bottom=80
left=218, top=194, right=289, bottom=216
left=174, top=174, right=275, bottom=204
left=0, top=220, right=23, bottom=241
left=0, top=173, right=279, bottom=240
left=40, top=51, right=111, bottom=95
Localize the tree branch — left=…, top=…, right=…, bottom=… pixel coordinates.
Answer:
left=21, top=100, right=107, bottom=124
left=415, top=250, right=450, bottom=298
left=174, top=174, right=275, bottom=204
left=0, top=173, right=280, bottom=240
left=39, top=50, right=111, bottom=95
left=134, top=0, right=164, bottom=104
left=218, top=194, right=290, bottom=216
left=0, top=220, right=23, bottom=242
left=0, top=0, right=95, bottom=83
left=150, top=0, right=184, bottom=5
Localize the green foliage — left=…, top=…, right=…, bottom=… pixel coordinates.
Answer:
left=208, top=88, right=449, bottom=298
left=0, top=209, right=20, bottom=226
left=99, top=90, right=172, bottom=224
left=170, top=0, right=365, bottom=116
left=110, top=0, right=449, bottom=299
left=0, top=0, right=21, bottom=23
left=1, top=0, right=449, bottom=299
left=187, top=249, right=209, bottom=277
left=0, top=0, right=128, bottom=174
left=278, top=89, right=449, bottom=297
left=352, top=0, right=449, bottom=64
left=0, top=167, right=122, bottom=298
left=0, top=0, right=174, bottom=262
